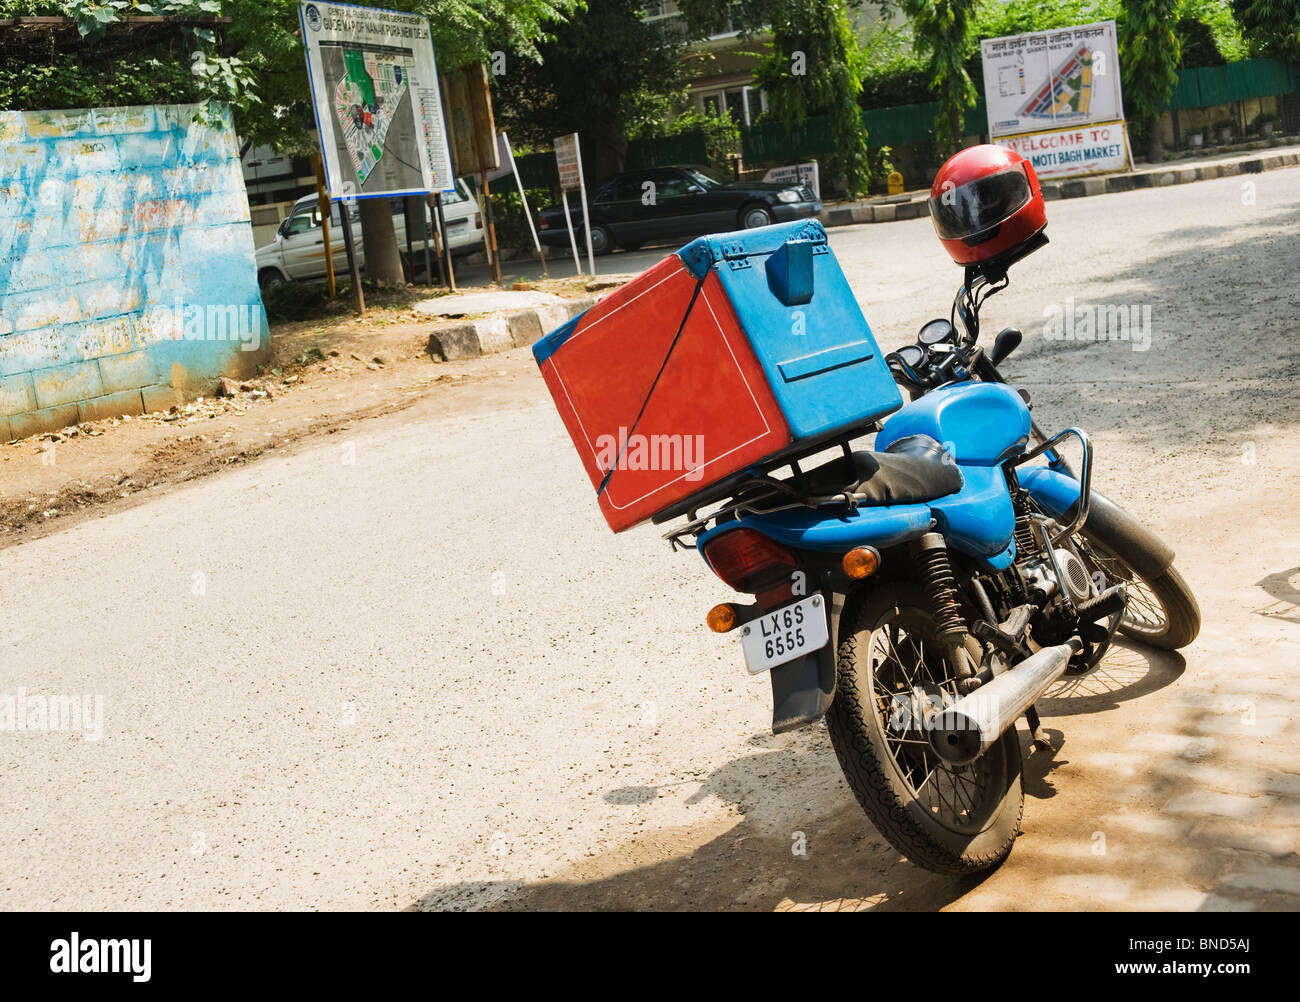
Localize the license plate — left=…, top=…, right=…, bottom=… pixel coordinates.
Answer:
left=739, top=594, right=829, bottom=675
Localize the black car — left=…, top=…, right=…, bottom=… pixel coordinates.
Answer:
left=537, top=164, right=822, bottom=255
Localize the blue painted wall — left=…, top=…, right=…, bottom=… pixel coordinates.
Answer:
left=0, top=103, right=270, bottom=439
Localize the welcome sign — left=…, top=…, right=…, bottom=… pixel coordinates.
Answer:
left=996, top=120, right=1128, bottom=178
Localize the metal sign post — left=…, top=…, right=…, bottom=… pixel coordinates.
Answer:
left=573, top=134, right=595, bottom=277
left=338, top=200, right=365, bottom=314
left=496, top=133, right=547, bottom=278
left=554, top=132, right=591, bottom=276
left=426, top=193, right=446, bottom=286
left=432, top=192, right=457, bottom=292
left=314, top=154, right=337, bottom=299
left=559, top=188, right=582, bottom=276
left=478, top=168, right=502, bottom=285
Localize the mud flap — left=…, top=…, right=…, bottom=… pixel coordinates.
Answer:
left=770, top=641, right=836, bottom=734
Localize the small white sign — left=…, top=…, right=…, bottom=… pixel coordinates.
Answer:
left=554, top=133, right=581, bottom=193
left=485, top=133, right=513, bottom=183
left=740, top=594, right=829, bottom=675
left=763, top=162, right=820, bottom=199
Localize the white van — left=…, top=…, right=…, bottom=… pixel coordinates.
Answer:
left=255, top=179, right=483, bottom=290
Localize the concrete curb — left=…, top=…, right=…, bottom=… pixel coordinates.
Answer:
left=425, top=297, right=597, bottom=361
left=820, top=149, right=1300, bottom=225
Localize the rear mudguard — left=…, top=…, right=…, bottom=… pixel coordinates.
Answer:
left=771, top=643, right=837, bottom=734
left=1019, top=466, right=1175, bottom=579
left=724, top=592, right=839, bottom=734
left=700, top=463, right=1017, bottom=572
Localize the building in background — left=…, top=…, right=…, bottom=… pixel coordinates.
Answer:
left=641, top=1, right=896, bottom=128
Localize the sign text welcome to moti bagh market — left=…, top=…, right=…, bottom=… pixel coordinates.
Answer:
left=980, top=20, right=1130, bottom=179
left=299, top=1, right=454, bottom=200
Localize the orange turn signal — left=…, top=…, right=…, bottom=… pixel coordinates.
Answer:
left=707, top=603, right=739, bottom=633
left=841, top=546, right=880, bottom=580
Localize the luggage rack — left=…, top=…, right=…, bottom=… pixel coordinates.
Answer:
left=662, top=447, right=883, bottom=551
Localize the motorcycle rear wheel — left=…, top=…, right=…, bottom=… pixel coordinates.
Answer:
left=826, top=584, right=1024, bottom=875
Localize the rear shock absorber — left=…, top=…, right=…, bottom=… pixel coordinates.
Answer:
left=912, top=533, right=980, bottom=692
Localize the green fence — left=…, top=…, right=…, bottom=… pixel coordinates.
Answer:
left=741, top=115, right=836, bottom=164
left=1165, top=58, right=1298, bottom=111
left=510, top=59, right=1296, bottom=190
left=627, top=131, right=708, bottom=168
left=739, top=100, right=989, bottom=166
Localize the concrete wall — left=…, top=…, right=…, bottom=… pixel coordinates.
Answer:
left=0, top=103, right=270, bottom=441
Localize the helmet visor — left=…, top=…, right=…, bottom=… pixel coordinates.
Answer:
left=928, top=166, right=1032, bottom=242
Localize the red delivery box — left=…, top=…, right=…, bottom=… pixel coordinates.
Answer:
left=533, top=220, right=903, bottom=532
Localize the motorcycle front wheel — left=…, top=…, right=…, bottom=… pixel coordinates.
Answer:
left=826, top=584, right=1024, bottom=875
left=1073, top=523, right=1201, bottom=651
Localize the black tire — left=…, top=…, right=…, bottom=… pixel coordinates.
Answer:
left=1075, top=529, right=1201, bottom=651
left=826, top=584, right=1024, bottom=875
left=588, top=224, right=613, bottom=256
left=258, top=268, right=285, bottom=293
left=739, top=203, right=773, bottom=229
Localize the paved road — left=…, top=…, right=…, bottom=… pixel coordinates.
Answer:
left=3, top=170, right=1299, bottom=910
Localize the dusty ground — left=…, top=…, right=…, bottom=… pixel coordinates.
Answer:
left=1, top=169, right=1297, bottom=911
left=0, top=275, right=622, bottom=550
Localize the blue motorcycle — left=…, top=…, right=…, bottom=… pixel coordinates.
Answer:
left=669, top=149, right=1200, bottom=874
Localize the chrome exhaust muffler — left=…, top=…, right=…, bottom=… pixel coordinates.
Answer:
left=927, top=641, right=1077, bottom=766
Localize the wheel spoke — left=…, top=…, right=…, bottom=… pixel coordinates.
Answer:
left=860, top=606, right=1004, bottom=833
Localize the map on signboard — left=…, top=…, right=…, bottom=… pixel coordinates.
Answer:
left=320, top=42, right=423, bottom=194
left=1020, top=45, right=1095, bottom=120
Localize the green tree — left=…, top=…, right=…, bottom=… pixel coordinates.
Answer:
left=752, top=0, right=871, bottom=195
left=902, top=0, right=979, bottom=154
left=489, top=0, right=687, bottom=182
left=17, top=1, right=578, bottom=285
left=674, top=0, right=870, bottom=195
left=1230, top=0, right=1300, bottom=60
left=1121, top=0, right=1182, bottom=162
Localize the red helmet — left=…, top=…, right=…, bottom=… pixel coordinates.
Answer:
left=928, top=145, right=1047, bottom=268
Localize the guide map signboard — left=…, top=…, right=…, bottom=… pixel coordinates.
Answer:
left=300, top=1, right=455, bottom=199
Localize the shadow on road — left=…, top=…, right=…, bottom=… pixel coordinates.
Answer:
left=1253, top=566, right=1300, bottom=624
left=1038, top=639, right=1186, bottom=717
left=413, top=731, right=998, bottom=911
left=996, top=196, right=1300, bottom=456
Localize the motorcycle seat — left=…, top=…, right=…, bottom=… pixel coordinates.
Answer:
left=796, top=434, right=963, bottom=507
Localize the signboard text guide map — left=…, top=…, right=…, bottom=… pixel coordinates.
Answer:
left=300, top=1, right=454, bottom=200
left=980, top=20, right=1129, bottom=180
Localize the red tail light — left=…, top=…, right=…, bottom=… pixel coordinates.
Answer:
left=538, top=216, right=550, bottom=229
left=475, top=212, right=483, bottom=229
left=703, top=528, right=798, bottom=595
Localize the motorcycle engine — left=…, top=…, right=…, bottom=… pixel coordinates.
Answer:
left=1018, top=548, right=1095, bottom=605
